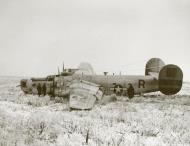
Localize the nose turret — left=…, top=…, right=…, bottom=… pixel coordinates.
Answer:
left=20, top=79, right=27, bottom=88
left=20, top=79, right=28, bottom=93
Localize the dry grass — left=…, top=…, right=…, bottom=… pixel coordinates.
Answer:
left=0, top=76, right=190, bottom=146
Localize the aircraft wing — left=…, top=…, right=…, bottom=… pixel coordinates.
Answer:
left=69, top=80, right=103, bottom=110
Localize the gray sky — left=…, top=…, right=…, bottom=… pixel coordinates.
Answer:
left=0, top=0, right=190, bottom=80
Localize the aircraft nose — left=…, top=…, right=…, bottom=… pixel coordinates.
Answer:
left=20, top=79, right=27, bottom=88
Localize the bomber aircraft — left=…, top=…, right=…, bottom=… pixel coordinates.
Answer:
left=20, top=58, right=183, bottom=109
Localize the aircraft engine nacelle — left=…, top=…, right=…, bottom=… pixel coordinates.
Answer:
left=158, top=64, right=183, bottom=95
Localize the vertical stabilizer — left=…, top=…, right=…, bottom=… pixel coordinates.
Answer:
left=145, top=58, right=165, bottom=75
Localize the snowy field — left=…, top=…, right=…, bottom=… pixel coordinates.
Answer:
left=0, top=76, right=190, bottom=146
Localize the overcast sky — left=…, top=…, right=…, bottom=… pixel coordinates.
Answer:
left=0, top=0, right=190, bottom=80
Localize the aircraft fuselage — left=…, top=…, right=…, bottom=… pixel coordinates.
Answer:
left=53, top=74, right=158, bottom=97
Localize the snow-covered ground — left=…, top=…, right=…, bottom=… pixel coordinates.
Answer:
left=0, top=76, right=190, bottom=146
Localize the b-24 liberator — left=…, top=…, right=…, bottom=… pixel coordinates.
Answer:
left=20, top=58, right=183, bottom=109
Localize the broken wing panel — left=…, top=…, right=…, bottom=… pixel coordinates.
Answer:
left=70, top=93, right=96, bottom=110
left=69, top=80, right=103, bottom=110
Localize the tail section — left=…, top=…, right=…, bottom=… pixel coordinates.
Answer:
left=145, top=58, right=183, bottom=95
left=158, top=64, right=183, bottom=95
left=145, top=58, right=165, bottom=75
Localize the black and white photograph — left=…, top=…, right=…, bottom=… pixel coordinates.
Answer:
left=0, top=0, right=190, bottom=145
